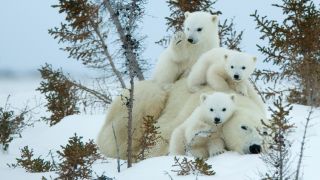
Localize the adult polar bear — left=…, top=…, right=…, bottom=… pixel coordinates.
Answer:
left=97, top=79, right=266, bottom=159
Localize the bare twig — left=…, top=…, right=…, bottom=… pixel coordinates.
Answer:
left=90, top=21, right=126, bottom=88
left=70, top=80, right=112, bottom=105
left=295, top=107, right=314, bottom=180
left=185, top=129, right=214, bottom=155
left=112, top=123, right=121, bottom=173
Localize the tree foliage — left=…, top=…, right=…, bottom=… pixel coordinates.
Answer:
left=172, top=156, right=215, bottom=176
left=56, top=134, right=102, bottom=179
left=135, top=116, right=162, bottom=161
left=166, top=0, right=217, bottom=31
left=252, top=0, right=320, bottom=106
left=0, top=98, right=34, bottom=151
left=9, top=146, right=54, bottom=173
left=260, top=97, right=294, bottom=180
left=37, top=64, right=80, bottom=126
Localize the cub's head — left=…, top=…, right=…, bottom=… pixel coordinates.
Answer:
left=224, top=53, right=257, bottom=82
left=183, top=11, right=218, bottom=45
left=199, top=92, right=236, bottom=125
left=222, top=109, right=268, bottom=154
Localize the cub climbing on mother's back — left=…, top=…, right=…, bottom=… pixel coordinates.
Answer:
left=169, top=92, right=236, bottom=159
left=152, top=11, right=220, bottom=90
left=187, top=48, right=257, bottom=96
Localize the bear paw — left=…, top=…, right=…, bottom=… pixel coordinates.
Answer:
left=195, top=129, right=213, bottom=138
left=235, top=84, right=248, bottom=96
left=210, top=150, right=225, bottom=157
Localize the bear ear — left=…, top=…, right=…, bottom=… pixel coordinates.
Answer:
left=184, top=11, right=190, bottom=18
left=200, top=93, right=207, bottom=103
left=253, top=56, right=257, bottom=63
left=212, top=15, right=218, bottom=22
left=230, top=94, right=236, bottom=102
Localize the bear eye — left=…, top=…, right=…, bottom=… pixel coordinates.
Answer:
left=262, top=131, right=268, bottom=135
left=222, top=108, right=226, bottom=112
left=197, top=28, right=202, bottom=32
left=242, top=66, right=246, bottom=70
left=241, top=126, right=248, bottom=130
left=210, top=108, right=214, bottom=112
left=231, top=66, right=234, bottom=69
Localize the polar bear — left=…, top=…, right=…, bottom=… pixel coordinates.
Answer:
left=187, top=48, right=256, bottom=96
left=147, top=79, right=266, bottom=157
left=152, top=11, right=219, bottom=89
left=169, top=92, right=236, bottom=158
left=96, top=80, right=168, bottom=158
left=97, top=79, right=266, bottom=159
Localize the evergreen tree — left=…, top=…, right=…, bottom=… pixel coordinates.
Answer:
left=252, top=0, right=320, bottom=106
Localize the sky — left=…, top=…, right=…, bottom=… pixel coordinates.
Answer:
left=0, top=0, right=284, bottom=78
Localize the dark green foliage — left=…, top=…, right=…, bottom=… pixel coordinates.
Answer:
left=9, top=146, right=54, bottom=173
left=135, top=116, right=162, bottom=161
left=49, top=0, right=147, bottom=87
left=37, top=64, right=79, bottom=126
left=93, top=173, right=114, bottom=180
left=166, top=0, right=218, bottom=31
left=0, top=108, right=20, bottom=151
left=0, top=101, right=32, bottom=151
left=260, top=97, right=295, bottom=180
left=49, top=0, right=101, bottom=65
left=172, top=156, right=215, bottom=176
left=56, top=134, right=102, bottom=180
left=251, top=0, right=320, bottom=105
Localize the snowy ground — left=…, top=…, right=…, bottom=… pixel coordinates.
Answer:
left=0, top=77, right=319, bottom=180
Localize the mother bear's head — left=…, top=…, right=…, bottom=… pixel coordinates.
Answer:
left=222, top=107, right=268, bottom=154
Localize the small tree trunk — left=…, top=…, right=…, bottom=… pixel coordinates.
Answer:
left=103, top=0, right=145, bottom=80
left=127, top=76, right=134, bottom=168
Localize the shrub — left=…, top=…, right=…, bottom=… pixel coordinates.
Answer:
left=56, top=134, right=102, bottom=179
left=172, top=156, right=215, bottom=176
left=9, top=146, right=54, bottom=172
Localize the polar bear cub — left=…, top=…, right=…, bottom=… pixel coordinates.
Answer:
left=152, top=11, right=219, bottom=89
left=187, top=48, right=257, bottom=95
left=169, top=92, right=236, bottom=158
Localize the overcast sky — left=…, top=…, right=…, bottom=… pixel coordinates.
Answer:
left=0, top=0, right=283, bottom=77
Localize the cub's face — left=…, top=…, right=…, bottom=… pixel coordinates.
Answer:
left=200, top=92, right=235, bottom=125
left=224, top=53, right=257, bottom=82
left=183, top=11, right=218, bottom=45
left=222, top=111, right=268, bottom=154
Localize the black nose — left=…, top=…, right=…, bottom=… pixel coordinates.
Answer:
left=249, top=144, right=261, bottom=154
left=187, top=38, right=193, bottom=43
left=234, top=74, right=239, bottom=80
left=214, top=117, right=221, bottom=124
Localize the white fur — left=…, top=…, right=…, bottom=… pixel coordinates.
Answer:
left=187, top=48, right=256, bottom=96
left=97, top=79, right=267, bottom=159
left=222, top=107, right=266, bottom=154
left=169, top=92, right=236, bottom=158
left=152, top=11, right=219, bottom=89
